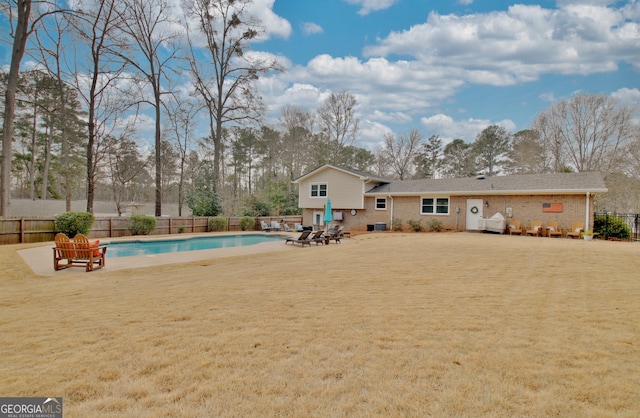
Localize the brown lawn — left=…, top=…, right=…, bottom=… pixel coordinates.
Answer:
left=1, top=233, right=639, bottom=417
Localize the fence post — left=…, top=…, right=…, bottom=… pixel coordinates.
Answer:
left=20, top=217, right=25, bottom=243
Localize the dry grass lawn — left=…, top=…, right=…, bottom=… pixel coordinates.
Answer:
left=1, top=233, right=639, bottom=417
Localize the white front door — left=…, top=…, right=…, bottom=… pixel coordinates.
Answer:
left=466, top=199, right=484, bottom=230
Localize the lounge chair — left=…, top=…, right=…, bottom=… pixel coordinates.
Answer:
left=507, top=220, right=522, bottom=235
left=566, top=222, right=584, bottom=239
left=546, top=221, right=562, bottom=238
left=294, top=223, right=304, bottom=232
left=260, top=221, right=271, bottom=232
left=284, top=230, right=312, bottom=246
left=283, top=224, right=292, bottom=232
left=271, top=221, right=281, bottom=231
left=53, top=233, right=106, bottom=272
left=525, top=221, right=543, bottom=236
left=309, top=230, right=325, bottom=245
left=325, top=228, right=342, bottom=243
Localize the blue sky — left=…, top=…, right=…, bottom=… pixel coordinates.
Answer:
left=2, top=0, right=639, bottom=152
left=253, top=0, right=640, bottom=149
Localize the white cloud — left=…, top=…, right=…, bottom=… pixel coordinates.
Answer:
left=302, top=22, right=323, bottom=35
left=363, top=3, right=637, bottom=83
left=420, top=114, right=516, bottom=143
left=612, top=87, right=640, bottom=106
left=458, top=0, right=474, bottom=5
left=249, top=0, right=292, bottom=40
left=345, top=0, right=399, bottom=16
left=539, top=92, right=556, bottom=102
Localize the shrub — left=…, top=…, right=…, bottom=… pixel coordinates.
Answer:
left=239, top=216, right=255, bottom=231
left=127, top=215, right=156, bottom=235
left=187, top=189, right=222, bottom=216
left=208, top=216, right=227, bottom=232
left=407, top=219, right=423, bottom=232
left=392, top=217, right=404, bottom=232
left=54, top=211, right=95, bottom=238
left=594, top=214, right=631, bottom=240
left=427, top=218, right=445, bottom=232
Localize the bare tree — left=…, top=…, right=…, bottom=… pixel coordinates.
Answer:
left=279, top=105, right=314, bottom=182
left=0, top=0, right=66, bottom=216
left=382, top=128, right=423, bottom=180
left=118, top=0, right=181, bottom=216
left=1, top=0, right=33, bottom=216
left=316, top=91, right=360, bottom=164
left=185, top=0, right=281, bottom=191
left=165, top=97, right=202, bottom=216
left=532, top=93, right=636, bottom=173
left=505, top=129, right=545, bottom=174
left=104, top=135, right=151, bottom=216
left=66, top=0, right=130, bottom=213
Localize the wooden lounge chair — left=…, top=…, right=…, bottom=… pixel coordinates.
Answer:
left=310, top=230, right=326, bottom=245
left=525, top=221, right=543, bottom=236
left=284, top=230, right=312, bottom=246
left=507, top=220, right=522, bottom=235
left=53, top=233, right=106, bottom=272
left=566, top=222, right=584, bottom=239
left=546, top=221, right=562, bottom=238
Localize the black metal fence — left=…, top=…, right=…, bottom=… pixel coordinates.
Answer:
left=594, top=212, right=640, bottom=241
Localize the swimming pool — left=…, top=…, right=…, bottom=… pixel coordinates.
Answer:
left=105, top=234, right=284, bottom=258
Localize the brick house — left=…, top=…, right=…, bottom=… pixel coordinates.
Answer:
left=293, top=165, right=608, bottom=233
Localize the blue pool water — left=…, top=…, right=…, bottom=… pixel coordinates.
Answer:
left=105, top=234, right=284, bottom=258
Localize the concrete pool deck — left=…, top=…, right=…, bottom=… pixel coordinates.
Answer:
left=19, top=231, right=346, bottom=276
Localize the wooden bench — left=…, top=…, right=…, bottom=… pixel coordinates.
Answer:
left=53, top=233, right=107, bottom=272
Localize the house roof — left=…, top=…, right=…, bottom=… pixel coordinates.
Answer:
left=366, top=171, right=608, bottom=196
left=293, top=164, right=390, bottom=184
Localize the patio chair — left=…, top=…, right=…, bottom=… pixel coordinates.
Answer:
left=283, top=224, right=293, bottom=232
left=73, top=233, right=107, bottom=271
left=546, top=221, right=562, bottom=238
left=284, top=230, right=312, bottom=247
left=507, top=220, right=522, bottom=235
left=525, top=221, right=543, bottom=236
left=260, top=221, right=272, bottom=232
left=271, top=221, right=281, bottom=231
left=53, top=233, right=75, bottom=270
left=566, top=222, right=584, bottom=239
left=53, top=233, right=106, bottom=272
left=309, top=230, right=325, bottom=245
left=294, top=223, right=304, bottom=232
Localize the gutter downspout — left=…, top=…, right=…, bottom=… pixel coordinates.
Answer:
left=389, top=195, right=394, bottom=230
left=585, top=192, right=590, bottom=231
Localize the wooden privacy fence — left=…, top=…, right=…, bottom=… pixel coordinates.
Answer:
left=0, top=215, right=303, bottom=245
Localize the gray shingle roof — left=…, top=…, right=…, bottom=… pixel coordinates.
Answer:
left=294, top=164, right=391, bottom=183
left=366, top=172, right=607, bottom=195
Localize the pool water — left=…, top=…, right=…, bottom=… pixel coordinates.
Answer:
left=105, top=234, right=284, bottom=258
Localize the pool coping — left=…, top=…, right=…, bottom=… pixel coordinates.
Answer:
left=18, top=231, right=311, bottom=277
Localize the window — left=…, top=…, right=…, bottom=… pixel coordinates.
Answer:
left=421, top=197, right=449, bottom=215
left=375, top=197, right=387, bottom=210
left=310, top=183, right=327, bottom=197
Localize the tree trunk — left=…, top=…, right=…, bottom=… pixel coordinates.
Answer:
left=1, top=0, right=32, bottom=216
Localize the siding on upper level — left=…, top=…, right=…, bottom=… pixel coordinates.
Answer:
left=295, top=165, right=387, bottom=209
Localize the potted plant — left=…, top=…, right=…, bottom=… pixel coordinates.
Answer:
left=582, top=230, right=594, bottom=241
